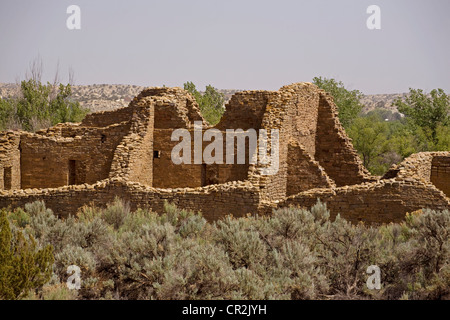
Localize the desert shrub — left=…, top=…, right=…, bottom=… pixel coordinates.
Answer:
left=25, top=282, right=79, bottom=300
left=101, top=197, right=130, bottom=230
left=178, top=213, right=207, bottom=239
left=119, top=208, right=157, bottom=233
left=2, top=199, right=449, bottom=300
left=25, top=201, right=58, bottom=241
left=154, top=240, right=239, bottom=300
left=0, top=209, right=54, bottom=300
left=7, top=208, right=30, bottom=228
left=159, top=201, right=208, bottom=238
left=314, top=215, right=380, bottom=298
left=94, top=222, right=177, bottom=299
left=77, top=204, right=103, bottom=223
left=54, top=245, right=97, bottom=280
left=395, top=209, right=450, bottom=299
left=215, top=216, right=266, bottom=270
left=232, top=267, right=283, bottom=299
left=267, top=241, right=328, bottom=300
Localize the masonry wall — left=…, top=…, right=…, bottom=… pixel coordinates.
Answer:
left=152, top=129, right=203, bottom=188
left=152, top=129, right=252, bottom=188
left=286, top=140, right=335, bottom=196
left=431, top=156, right=450, bottom=197
left=251, top=83, right=323, bottom=201
left=314, top=93, right=371, bottom=186
left=216, top=91, right=273, bottom=131
left=149, top=87, right=255, bottom=188
left=281, top=83, right=321, bottom=156
left=212, top=90, right=276, bottom=188
left=111, top=101, right=155, bottom=186
left=138, top=87, right=206, bottom=127
left=20, top=122, right=129, bottom=189
left=382, top=152, right=434, bottom=181
left=0, top=178, right=260, bottom=222
left=1, top=83, right=448, bottom=227
left=382, top=152, right=450, bottom=198
left=149, top=87, right=207, bottom=188
left=81, top=106, right=133, bottom=127
left=0, top=131, right=21, bottom=190
left=278, top=179, right=450, bottom=224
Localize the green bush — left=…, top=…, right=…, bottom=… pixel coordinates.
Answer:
left=0, top=79, right=88, bottom=132
left=183, top=81, right=225, bottom=125
left=2, top=200, right=449, bottom=300
left=0, top=209, right=54, bottom=300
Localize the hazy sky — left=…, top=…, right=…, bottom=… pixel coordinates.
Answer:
left=0, top=0, right=449, bottom=94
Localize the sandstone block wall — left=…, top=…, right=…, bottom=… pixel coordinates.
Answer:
left=286, top=140, right=335, bottom=196
left=0, top=83, right=448, bottom=225
left=20, top=122, right=129, bottom=189
left=382, top=152, right=450, bottom=197
left=314, top=93, right=371, bottom=186
left=81, top=106, right=133, bottom=127
left=278, top=178, right=450, bottom=224
left=0, top=131, right=21, bottom=190
left=153, top=128, right=204, bottom=188
left=216, top=91, right=274, bottom=131
left=0, top=178, right=260, bottom=222
left=431, top=156, right=450, bottom=197
left=108, top=98, right=154, bottom=186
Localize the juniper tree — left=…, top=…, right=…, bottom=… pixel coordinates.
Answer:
left=0, top=209, right=54, bottom=300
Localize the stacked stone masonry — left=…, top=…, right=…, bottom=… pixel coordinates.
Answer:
left=0, top=83, right=448, bottom=224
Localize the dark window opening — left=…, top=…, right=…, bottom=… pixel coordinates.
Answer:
left=101, top=134, right=107, bottom=143
left=201, top=164, right=207, bottom=187
left=4, top=167, right=12, bottom=190
left=153, top=150, right=161, bottom=159
left=68, top=160, right=76, bottom=185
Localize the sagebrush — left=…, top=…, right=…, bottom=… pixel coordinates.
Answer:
left=1, top=199, right=449, bottom=300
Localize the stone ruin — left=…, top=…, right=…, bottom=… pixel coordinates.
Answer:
left=0, top=83, right=448, bottom=224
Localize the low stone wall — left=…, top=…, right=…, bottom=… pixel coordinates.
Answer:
left=277, top=178, right=450, bottom=224
left=0, top=178, right=260, bottom=221
left=382, top=152, right=450, bottom=197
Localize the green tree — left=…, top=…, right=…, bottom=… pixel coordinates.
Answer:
left=0, top=209, right=54, bottom=300
left=312, top=76, right=364, bottom=128
left=183, top=81, right=225, bottom=125
left=393, top=88, right=449, bottom=145
left=435, top=124, right=450, bottom=151
left=0, top=79, right=88, bottom=132
left=347, top=115, right=389, bottom=174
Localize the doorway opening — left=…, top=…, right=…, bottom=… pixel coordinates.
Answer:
left=68, top=160, right=77, bottom=185
left=3, top=166, right=12, bottom=190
